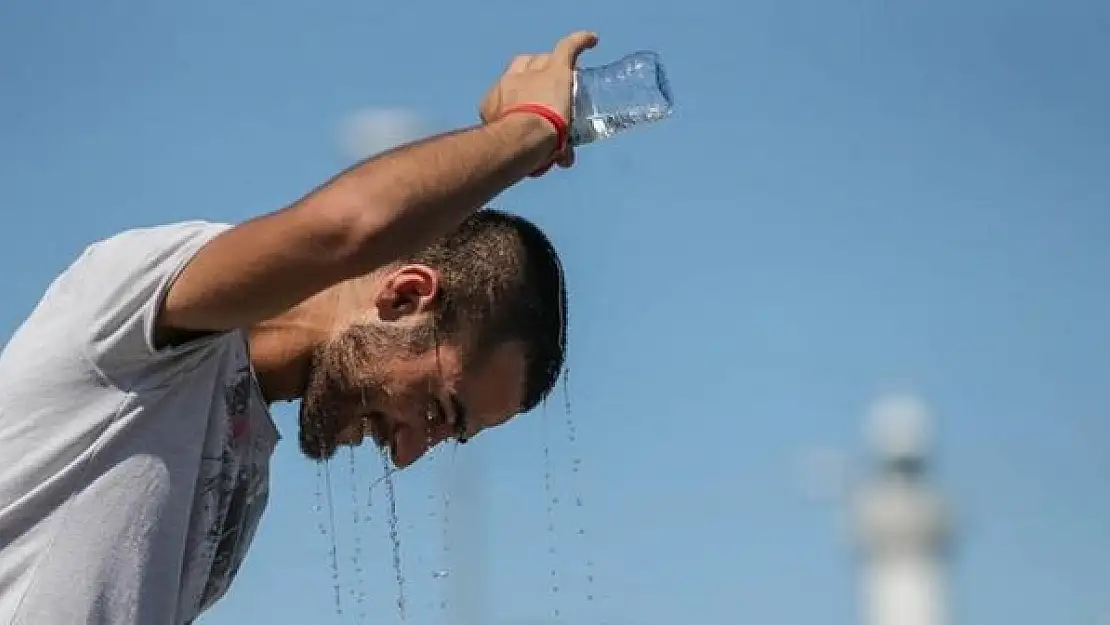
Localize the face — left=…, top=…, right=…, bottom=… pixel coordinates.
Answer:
left=298, top=267, right=527, bottom=468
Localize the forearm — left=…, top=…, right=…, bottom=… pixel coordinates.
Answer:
left=300, top=112, right=558, bottom=273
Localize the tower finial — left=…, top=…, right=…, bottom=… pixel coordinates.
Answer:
left=867, top=393, right=931, bottom=466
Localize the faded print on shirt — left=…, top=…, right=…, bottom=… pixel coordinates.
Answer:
left=187, top=357, right=278, bottom=617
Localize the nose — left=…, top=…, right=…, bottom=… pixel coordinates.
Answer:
left=392, top=416, right=454, bottom=468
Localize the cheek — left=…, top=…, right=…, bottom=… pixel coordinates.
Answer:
left=346, top=361, right=391, bottom=398
left=388, top=358, right=435, bottom=398
left=308, top=363, right=383, bottom=421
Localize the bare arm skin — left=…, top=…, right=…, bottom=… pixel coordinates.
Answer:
left=158, top=114, right=555, bottom=335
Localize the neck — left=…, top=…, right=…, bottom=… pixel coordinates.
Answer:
left=248, top=276, right=381, bottom=402
left=248, top=290, right=342, bottom=402
left=247, top=324, right=314, bottom=403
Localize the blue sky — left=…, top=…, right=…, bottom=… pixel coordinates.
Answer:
left=2, top=1, right=1109, bottom=624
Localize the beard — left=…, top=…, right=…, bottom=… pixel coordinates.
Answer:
left=298, top=319, right=435, bottom=461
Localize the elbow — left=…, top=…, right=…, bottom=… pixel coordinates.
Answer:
left=298, top=186, right=406, bottom=278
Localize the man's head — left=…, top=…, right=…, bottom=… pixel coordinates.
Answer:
left=298, top=209, right=567, bottom=467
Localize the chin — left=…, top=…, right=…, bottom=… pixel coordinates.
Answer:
left=297, top=423, right=338, bottom=461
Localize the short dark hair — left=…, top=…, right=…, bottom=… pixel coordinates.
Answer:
left=404, top=208, right=567, bottom=412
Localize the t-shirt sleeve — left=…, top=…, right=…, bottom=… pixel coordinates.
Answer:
left=73, top=220, right=234, bottom=384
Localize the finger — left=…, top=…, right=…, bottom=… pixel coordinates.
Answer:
left=508, top=55, right=536, bottom=73
left=556, top=147, right=576, bottom=168
left=552, top=30, right=599, bottom=68
left=478, top=91, right=499, bottom=123
left=525, top=53, right=551, bottom=70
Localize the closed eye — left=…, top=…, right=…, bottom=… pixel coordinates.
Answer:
left=431, top=399, right=449, bottom=425
left=449, top=394, right=469, bottom=444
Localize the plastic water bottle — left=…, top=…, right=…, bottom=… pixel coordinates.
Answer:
left=569, top=50, right=673, bottom=147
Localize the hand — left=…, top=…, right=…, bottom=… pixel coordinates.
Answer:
left=480, top=30, right=599, bottom=170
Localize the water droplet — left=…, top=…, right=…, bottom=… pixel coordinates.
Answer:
left=315, top=460, right=344, bottom=616
left=561, top=368, right=602, bottom=614
left=380, top=447, right=408, bottom=621
left=347, top=447, right=368, bottom=621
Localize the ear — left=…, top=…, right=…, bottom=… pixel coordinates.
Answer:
left=374, top=264, right=440, bottom=322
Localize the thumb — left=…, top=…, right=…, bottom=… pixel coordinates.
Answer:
left=552, top=30, right=599, bottom=68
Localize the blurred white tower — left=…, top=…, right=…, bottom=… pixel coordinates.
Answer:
left=852, top=395, right=955, bottom=625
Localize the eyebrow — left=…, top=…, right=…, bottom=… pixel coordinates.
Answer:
left=449, top=394, right=469, bottom=443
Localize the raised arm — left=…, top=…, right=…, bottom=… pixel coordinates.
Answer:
left=158, top=31, right=597, bottom=337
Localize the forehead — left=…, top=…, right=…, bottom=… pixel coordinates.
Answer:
left=458, top=340, right=527, bottom=428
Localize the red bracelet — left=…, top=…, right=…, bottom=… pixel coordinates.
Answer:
left=502, top=102, right=568, bottom=177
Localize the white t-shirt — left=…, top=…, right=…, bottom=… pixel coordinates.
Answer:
left=0, top=221, right=281, bottom=624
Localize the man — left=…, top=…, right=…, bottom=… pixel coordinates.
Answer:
left=0, top=30, right=598, bottom=625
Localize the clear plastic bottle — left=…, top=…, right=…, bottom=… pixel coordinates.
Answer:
left=569, top=50, right=673, bottom=147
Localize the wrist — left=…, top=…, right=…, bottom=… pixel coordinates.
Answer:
left=499, top=104, right=568, bottom=177
left=498, top=109, right=560, bottom=152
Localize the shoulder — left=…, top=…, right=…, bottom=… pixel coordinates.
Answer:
left=66, top=221, right=236, bottom=383
left=84, top=221, right=233, bottom=262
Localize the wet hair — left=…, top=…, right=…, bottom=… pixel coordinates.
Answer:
left=402, top=208, right=567, bottom=412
